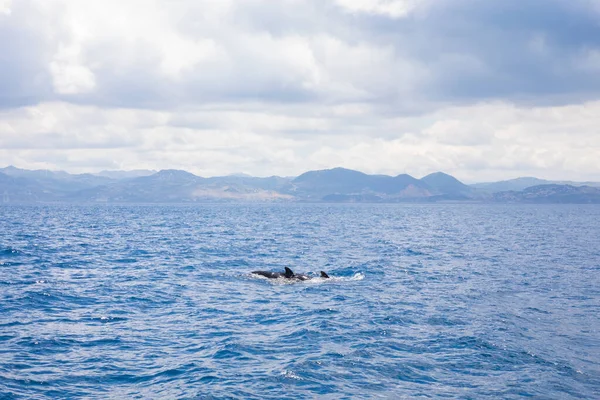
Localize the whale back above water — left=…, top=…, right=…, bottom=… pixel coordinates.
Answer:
left=251, top=267, right=329, bottom=281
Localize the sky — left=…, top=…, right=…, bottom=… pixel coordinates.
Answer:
left=1, top=0, right=600, bottom=182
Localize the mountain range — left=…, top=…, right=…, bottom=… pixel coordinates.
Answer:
left=1, top=166, right=599, bottom=204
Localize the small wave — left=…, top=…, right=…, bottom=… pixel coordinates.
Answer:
left=405, top=248, right=425, bottom=256
left=324, top=272, right=365, bottom=283
left=90, top=316, right=128, bottom=324
left=349, top=272, right=365, bottom=281
left=111, top=258, right=138, bottom=264
left=280, top=369, right=302, bottom=380
left=1, top=247, right=22, bottom=256
left=248, top=274, right=311, bottom=285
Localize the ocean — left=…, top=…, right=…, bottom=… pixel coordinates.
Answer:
left=1, top=203, right=599, bottom=399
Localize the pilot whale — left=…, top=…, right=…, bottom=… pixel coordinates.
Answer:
left=251, top=267, right=329, bottom=281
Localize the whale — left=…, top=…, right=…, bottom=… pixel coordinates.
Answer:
left=251, top=267, right=329, bottom=281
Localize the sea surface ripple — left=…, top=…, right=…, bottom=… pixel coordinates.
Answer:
left=1, top=204, right=599, bottom=399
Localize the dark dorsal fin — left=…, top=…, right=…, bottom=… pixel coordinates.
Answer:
left=284, top=267, right=295, bottom=278
left=320, top=271, right=330, bottom=278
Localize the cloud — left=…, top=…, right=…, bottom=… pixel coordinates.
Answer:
left=334, top=0, right=423, bottom=18
left=346, top=0, right=600, bottom=108
left=3, top=0, right=600, bottom=110
left=2, top=100, right=600, bottom=181
left=1, top=0, right=600, bottom=181
left=0, top=0, right=11, bottom=15
left=50, top=44, right=97, bottom=94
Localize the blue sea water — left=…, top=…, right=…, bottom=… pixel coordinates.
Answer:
left=0, top=203, right=599, bottom=399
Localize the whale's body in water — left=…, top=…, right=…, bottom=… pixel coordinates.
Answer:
left=251, top=267, right=329, bottom=281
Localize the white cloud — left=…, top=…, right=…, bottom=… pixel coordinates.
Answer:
left=49, top=44, right=96, bottom=94
left=0, top=0, right=10, bottom=15
left=1, top=100, right=600, bottom=182
left=334, top=0, right=423, bottom=18
left=44, top=0, right=228, bottom=84
left=2, top=0, right=432, bottom=107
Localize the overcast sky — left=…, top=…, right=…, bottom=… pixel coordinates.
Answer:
left=1, top=0, right=600, bottom=182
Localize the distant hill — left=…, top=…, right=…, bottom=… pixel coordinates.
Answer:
left=0, top=171, right=59, bottom=203
left=472, top=177, right=552, bottom=192
left=1, top=166, right=599, bottom=203
left=0, top=166, right=115, bottom=196
left=70, top=169, right=206, bottom=202
left=492, top=184, right=600, bottom=203
left=291, top=167, right=430, bottom=200
left=70, top=170, right=294, bottom=203
left=1, top=165, right=114, bottom=188
left=421, top=172, right=473, bottom=197
left=472, top=177, right=600, bottom=193
left=204, top=175, right=292, bottom=192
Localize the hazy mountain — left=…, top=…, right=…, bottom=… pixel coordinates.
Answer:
left=421, top=172, right=473, bottom=196
left=0, top=166, right=115, bottom=195
left=471, top=177, right=552, bottom=192
left=204, top=175, right=292, bottom=192
left=472, top=177, right=600, bottom=193
left=492, top=184, right=600, bottom=203
left=1, top=166, right=599, bottom=203
left=70, top=170, right=293, bottom=202
left=291, top=167, right=430, bottom=200
left=0, top=171, right=59, bottom=202
left=70, top=169, right=206, bottom=202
